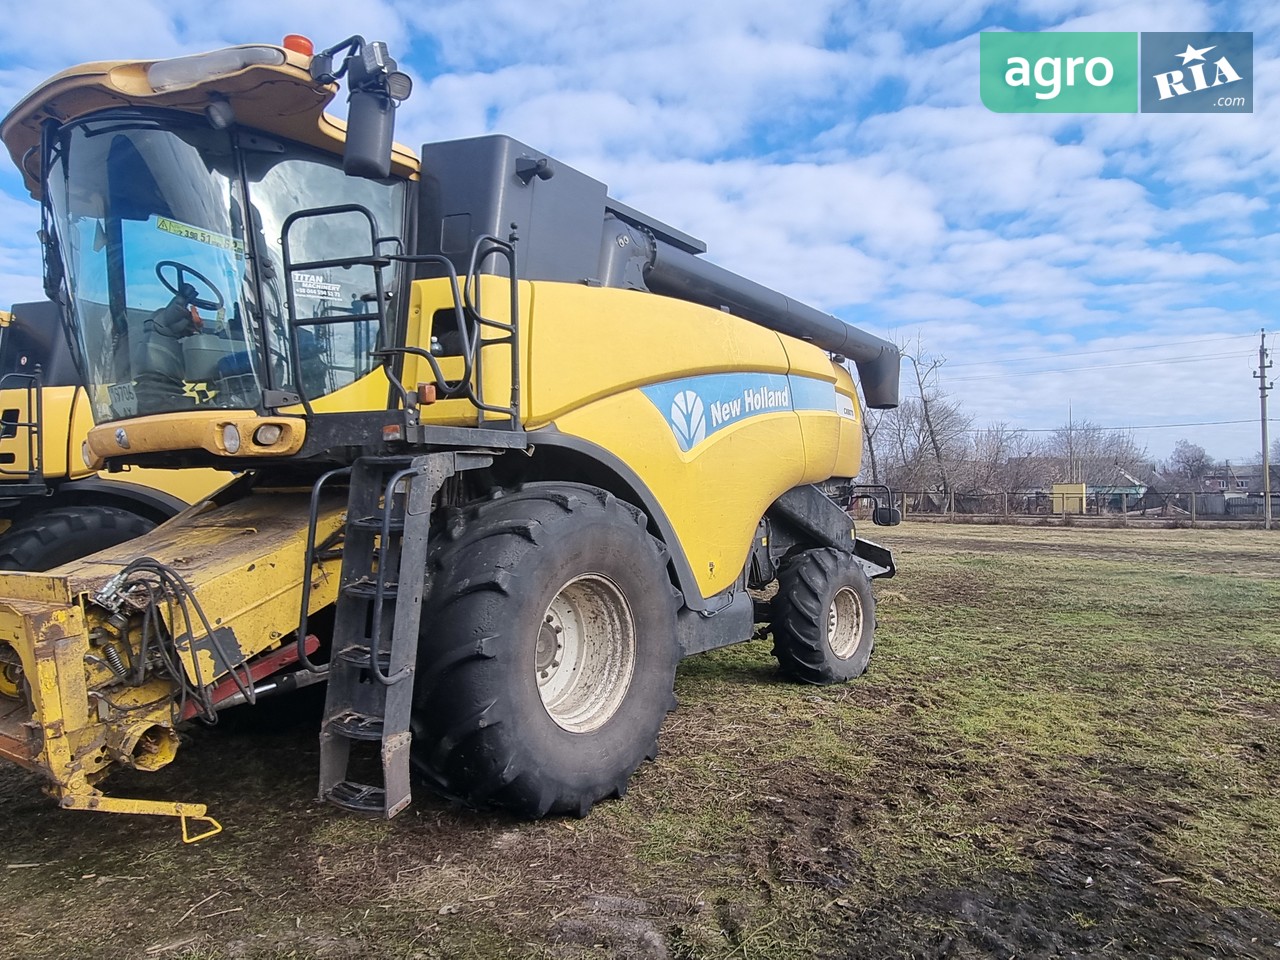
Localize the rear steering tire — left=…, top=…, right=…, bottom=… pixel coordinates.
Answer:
left=0, top=506, right=156, bottom=571
left=410, top=483, right=680, bottom=818
left=770, top=548, right=876, bottom=685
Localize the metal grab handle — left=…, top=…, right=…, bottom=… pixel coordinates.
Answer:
left=366, top=464, right=420, bottom=685
left=297, top=466, right=352, bottom=673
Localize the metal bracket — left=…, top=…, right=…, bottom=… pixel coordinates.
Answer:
left=263, top=389, right=302, bottom=409
left=59, top=790, right=223, bottom=844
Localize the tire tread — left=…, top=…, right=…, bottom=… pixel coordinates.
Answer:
left=770, top=547, right=876, bottom=685
left=0, top=506, right=155, bottom=572
left=411, top=482, right=678, bottom=818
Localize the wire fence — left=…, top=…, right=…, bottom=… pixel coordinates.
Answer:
left=859, top=491, right=1278, bottom=525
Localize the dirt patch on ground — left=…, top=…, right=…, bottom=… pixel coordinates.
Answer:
left=722, top=752, right=1280, bottom=960
left=847, top=794, right=1280, bottom=960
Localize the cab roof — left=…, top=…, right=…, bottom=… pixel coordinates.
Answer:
left=1, top=43, right=420, bottom=197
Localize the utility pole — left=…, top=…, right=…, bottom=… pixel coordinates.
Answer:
left=1257, top=329, right=1273, bottom=531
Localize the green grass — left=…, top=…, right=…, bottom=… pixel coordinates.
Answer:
left=0, top=523, right=1277, bottom=958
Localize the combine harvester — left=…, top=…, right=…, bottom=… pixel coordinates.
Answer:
left=0, top=34, right=901, bottom=840
left=0, top=301, right=228, bottom=570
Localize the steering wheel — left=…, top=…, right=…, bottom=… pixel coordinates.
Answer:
left=155, top=260, right=225, bottom=312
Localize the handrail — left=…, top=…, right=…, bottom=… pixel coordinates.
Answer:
left=0, top=367, right=44, bottom=486
left=366, top=465, right=417, bottom=685
left=296, top=465, right=352, bottom=673
left=280, top=204, right=389, bottom=417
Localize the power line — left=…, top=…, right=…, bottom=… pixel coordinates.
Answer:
left=944, top=351, right=1252, bottom=383
left=867, top=417, right=1274, bottom=436
left=944, top=333, right=1256, bottom=368
left=954, top=418, right=1264, bottom=434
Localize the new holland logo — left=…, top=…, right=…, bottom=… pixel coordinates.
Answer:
left=642, top=372, right=834, bottom=452
left=669, top=390, right=706, bottom=449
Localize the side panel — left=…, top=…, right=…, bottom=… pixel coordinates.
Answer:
left=833, top=364, right=864, bottom=479
left=279, top=365, right=393, bottom=415
left=781, top=339, right=865, bottom=480
left=524, top=283, right=795, bottom=425
left=519, top=283, right=841, bottom=599
left=552, top=391, right=808, bottom=598
left=66, top=386, right=96, bottom=479
left=0, top=384, right=76, bottom=478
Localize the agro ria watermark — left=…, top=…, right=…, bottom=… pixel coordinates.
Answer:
left=980, top=31, right=1252, bottom=113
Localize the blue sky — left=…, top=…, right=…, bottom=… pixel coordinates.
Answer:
left=0, top=0, right=1274, bottom=463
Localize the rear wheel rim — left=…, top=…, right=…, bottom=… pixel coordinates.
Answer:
left=535, top=574, right=637, bottom=733
left=827, top=586, right=863, bottom=659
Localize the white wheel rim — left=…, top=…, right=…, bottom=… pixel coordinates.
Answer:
left=827, top=586, right=863, bottom=660
left=535, top=574, right=636, bottom=733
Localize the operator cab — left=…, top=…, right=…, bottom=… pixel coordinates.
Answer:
left=45, top=113, right=408, bottom=424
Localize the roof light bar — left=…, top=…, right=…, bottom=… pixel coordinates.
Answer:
left=146, top=46, right=287, bottom=94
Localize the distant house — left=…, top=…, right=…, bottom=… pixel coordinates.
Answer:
left=1202, top=467, right=1250, bottom=497
left=1036, top=480, right=1148, bottom=514
left=1090, top=482, right=1147, bottom=512
left=1202, top=464, right=1280, bottom=498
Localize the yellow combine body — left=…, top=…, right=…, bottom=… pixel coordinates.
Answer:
left=0, top=35, right=901, bottom=837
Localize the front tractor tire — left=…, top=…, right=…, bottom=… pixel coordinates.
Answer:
left=0, top=506, right=156, bottom=572
left=770, top=548, right=876, bottom=685
left=410, top=483, right=680, bottom=819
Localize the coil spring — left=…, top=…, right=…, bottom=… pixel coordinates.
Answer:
left=102, top=644, right=127, bottom=678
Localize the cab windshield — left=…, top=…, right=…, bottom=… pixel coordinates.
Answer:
left=46, top=115, right=406, bottom=422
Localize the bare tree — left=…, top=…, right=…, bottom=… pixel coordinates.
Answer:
left=1166, top=439, right=1213, bottom=485
left=904, top=344, right=951, bottom=494
left=871, top=393, right=971, bottom=495
left=880, top=339, right=971, bottom=495
left=1046, top=420, right=1148, bottom=485
left=879, top=398, right=932, bottom=491
left=965, top=423, right=1050, bottom=493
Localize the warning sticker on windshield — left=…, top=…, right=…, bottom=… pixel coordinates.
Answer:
left=155, top=217, right=244, bottom=255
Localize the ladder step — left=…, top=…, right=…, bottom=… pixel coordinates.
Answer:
left=326, top=711, right=385, bottom=741
left=325, top=780, right=387, bottom=815
left=349, top=514, right=405, bottom=532
left=336, top=645, right=393, bottom=671
left=342, top=579, right=399, bottom=599
left=318, top=452, right=444, bottom=820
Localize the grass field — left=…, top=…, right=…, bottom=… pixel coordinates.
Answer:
left=0, top=523, right=1277, bottom=959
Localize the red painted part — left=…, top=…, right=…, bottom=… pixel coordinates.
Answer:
left=180, top=635, right=320, bottom=720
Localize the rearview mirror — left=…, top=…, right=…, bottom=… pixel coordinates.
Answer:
left=313, top=38, right=412, bottom=180
left=345, top=87, right=397, bottom=179
left=873, top=506, right=902, bottom=526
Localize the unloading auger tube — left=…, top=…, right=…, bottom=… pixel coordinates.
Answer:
left=596, top=218, right=902, bottom=409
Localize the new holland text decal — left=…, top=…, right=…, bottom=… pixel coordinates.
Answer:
left=641, top=373, right=837, bottom=452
